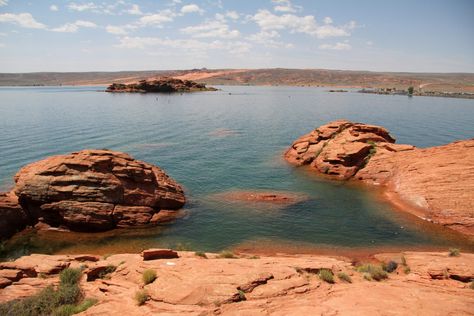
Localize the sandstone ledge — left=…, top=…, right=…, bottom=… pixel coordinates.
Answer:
left=285, top=120, right=474, bottom=237
left=0, top=251, right=473, bottom=315
left=106, top=77, right=217, bottom=93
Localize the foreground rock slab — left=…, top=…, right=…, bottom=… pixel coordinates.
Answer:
left=285, top=120, right=474, bottom=236
left=0, top=149, right=185, bottom=238
left=0, top=251, right=473, bottom=315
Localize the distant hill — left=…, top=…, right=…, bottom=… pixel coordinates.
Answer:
left=1, top=68, right=473, bottom=93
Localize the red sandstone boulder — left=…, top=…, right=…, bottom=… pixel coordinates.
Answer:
left=284, top=120, right=400, bottom=179
left=141, top=249, right=179, bottom=260
left=9, top=149, right=185, bottom=232
left=0, top=192, right=29, bottom=239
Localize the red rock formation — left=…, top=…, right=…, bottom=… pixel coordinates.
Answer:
left=0, top=192, right=29, bottom=239
left=0, top=149, right=185, bottom=236
left=1, top=251, right=473, bottom=314
left=285, top=120, right=474, bottom=236
left=106, top=77, right=217, bottom=93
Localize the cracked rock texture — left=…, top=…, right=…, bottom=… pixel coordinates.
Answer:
left=0, top=149, right=185, bottom=238
left=1, top=251, right=473, bottom=315
left=285, top=120, right=474, bottom=236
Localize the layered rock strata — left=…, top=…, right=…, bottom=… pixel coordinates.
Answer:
left=0, top=149, right=185, bottom=238
left=285, top=120, right=474, bottom=236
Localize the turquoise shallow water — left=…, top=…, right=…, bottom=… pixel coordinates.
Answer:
left=0, top=86, right=473, bottom=257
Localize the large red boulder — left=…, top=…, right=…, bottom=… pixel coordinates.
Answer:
left=8, top=149, right=185, bottom=232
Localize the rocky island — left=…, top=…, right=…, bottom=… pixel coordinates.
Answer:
left=285, top=120, right=474, bottom=237
left=0, top=149, right=185, bottom=239
left=105, top=77, right=217, bottom=93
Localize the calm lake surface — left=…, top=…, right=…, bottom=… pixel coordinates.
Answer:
left=1, top=86, right=473, bottom=258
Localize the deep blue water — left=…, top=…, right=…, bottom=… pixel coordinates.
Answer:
left=0, top=86, right=473, bottom=256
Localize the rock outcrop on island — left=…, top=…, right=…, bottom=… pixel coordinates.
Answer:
left=0, top=149, right=185, bottom=238
left=285, top=120, right=474, bottom=236
left=1, top=251, right=473, bottom=315
left=106, top=77, right=217, bottom=93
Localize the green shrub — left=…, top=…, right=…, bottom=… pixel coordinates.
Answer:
left=218, top=250, right=237, bottom=259
left=470, top=281, right=474, bottom=290
left=449, top=248, right=460, bottom=257
left=248, top=255, right=260, bottom=259
left=404, top=266, right=411, bottom=274
left=357, top=264, right=388, bottom=281
left=237, top=290, right=246, bottom=301
left=194, top=251, right=208, bottom=258
left=318, top=269, right=334, bottom=283
left=337, top=272, right=352, bottom=283
left=135, top=290, right=149, bottom=306
left=383, top=261, right=398, bottom=273
left=60, top=268, right=82, bottom=286
left=97, top=265, right=116, bottom=279
left=142, top=269, right=157, bottom=285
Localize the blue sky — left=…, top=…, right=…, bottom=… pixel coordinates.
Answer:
left=0, top=0, right=473, bottom=72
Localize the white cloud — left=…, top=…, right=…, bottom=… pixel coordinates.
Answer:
left=252, top=10, right=352, bottom=39
left=68, top=2, right=98, bottom=12
left=180, top=4, right=204, bottom=14
left=366, top=40, right=373, bottom=46
left=225, top=11, right=239, bottom=20
left=127, top=4, right=142, bottom=15
left=0, top=0, right=8, bottom=7
left=0, top=13, right=46, bottom=29
left=323, top=17, right=332, bottom=24
left=139, top=10, right=175, bottom=27
left=272, top=0, right=301, bottom=13
left=181, top=20, right=240, bottom=39
left=106, top=25, right=128, bottom=35
left=50, top=4, right=59, bottom=11
left=116, top=36, right=251, bottom=55
left=319, top=42, right=351, bottom=50
left=51, top=20, right=97, bottom=33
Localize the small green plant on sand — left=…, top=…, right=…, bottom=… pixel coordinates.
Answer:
left=237, top=290, right=246, bottom=301
left=469, top=281, right=474, bottom=290
left=337, top=272, right=352, bottom=283
left=318, top=269, right=334, bottom=284
left=357, top=264, right=388, bottom=281
left=97, top=265, right=117, bottom=279
left=448, top=248, right=460, bottom=257
left=142, top=269, right=157, bottom=285
left=135, top=290, right=149, bottom=306
left=248, top=255, right=260, bottom=259
left=383, top=260, right=398, bottom=273
left=218, top=250, right=237, bottom=259
left=194, top=251, right=208, bottom=258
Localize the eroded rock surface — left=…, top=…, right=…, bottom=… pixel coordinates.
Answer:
left=285, top=120, right=474, bottom=236
left=1, top=149, right=185, bottom=235
left=1, top=251, right=473, bottom=315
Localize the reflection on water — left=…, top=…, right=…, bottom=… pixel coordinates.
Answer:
left=0, top=86, right=473, bottom=259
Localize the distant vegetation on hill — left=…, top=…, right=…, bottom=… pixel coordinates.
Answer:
left=1, top=68, right=473, bottom=93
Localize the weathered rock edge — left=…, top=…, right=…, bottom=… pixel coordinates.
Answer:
left=0, top=251, right=473, bottom=315
left=285, top=120, right=474, bottom=236
left=106, top=77, right=217, bottom=93
left=0, top=149, right=185, bottom=238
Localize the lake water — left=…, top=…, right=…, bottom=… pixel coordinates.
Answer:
left=1, top=86, right=473, bottom=258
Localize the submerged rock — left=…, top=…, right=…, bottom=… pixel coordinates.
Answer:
left=1, top=149, right=185, bottom=236
left=106, top=77, right=217, bottom=93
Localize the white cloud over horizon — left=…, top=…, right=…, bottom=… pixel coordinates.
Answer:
left=0, top=12, right=46, bottom=29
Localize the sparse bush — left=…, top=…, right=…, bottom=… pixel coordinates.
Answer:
left=403, top=266, right=411, bottom=274
left=401, top=255, right=407, bottom=266
left=135, top=290, right=149, bottom=306
left=237, top=290, right=246, bottom=301
left=0, top=268, right=94, bottom=316
left=407, top=86, right=414, bottom=95
left=195, top=251, right=207, bottom=258
left=469, top=281, right=474, bottom=290
left=383, top=261, right=398, bottom=273
left=357, top=264, right=388, bottom=281
left=97, top=265, right=116, bottom=279
left=60, top=268, right=82, bottom=286
left=248, top=255, right=260, bottom=259
left=318, top=269, right=334, bottom=283
left=142, top=269, right=157, bottom=285
left=449, top=248, right=460, bottom=257
left=337, top=272, right=352, bottom=283
left=219, top=250, right=237, bottom=259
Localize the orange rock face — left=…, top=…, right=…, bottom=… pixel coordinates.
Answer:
left=0, top=149, right=185, bottom=236
left=285, top=120, right=474, bottom=236
left=1, top=251, right=473, bottom=315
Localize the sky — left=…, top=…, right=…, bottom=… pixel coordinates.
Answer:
left=0, top=0, right=473, bottom=73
